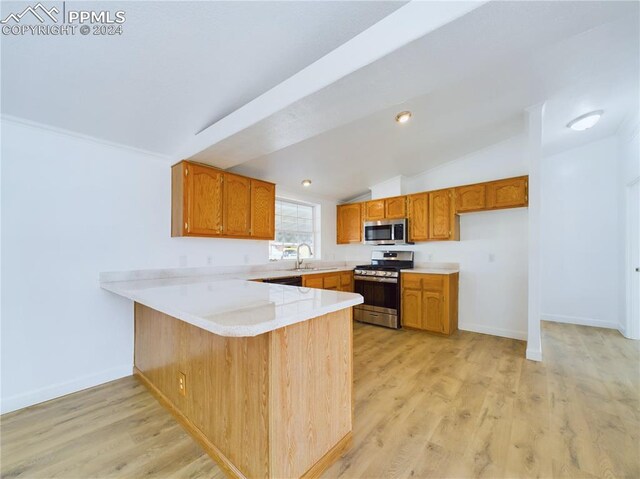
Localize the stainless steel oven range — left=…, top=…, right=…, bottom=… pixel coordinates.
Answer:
left=353, top=250, right=414, bottom=329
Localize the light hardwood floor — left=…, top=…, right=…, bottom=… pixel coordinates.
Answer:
left=2, top=321, right=638, bottom=478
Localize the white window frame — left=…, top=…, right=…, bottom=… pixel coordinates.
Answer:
left=269, top=197, right=321, bottom=261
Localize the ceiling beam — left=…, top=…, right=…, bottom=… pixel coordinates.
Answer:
left=177, top=0, right=487, bottom=167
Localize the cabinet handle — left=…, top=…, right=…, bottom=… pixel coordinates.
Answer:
left=184, top=168, right=188, bottom=176
left=184, top=222, right=188, bottom=231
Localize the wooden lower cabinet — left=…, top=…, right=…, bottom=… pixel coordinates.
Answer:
left=401, top=272, right=459, bottom=335
left=400, top=288, right=422, bottom=329
left=303, top=271, right=353, bottom=292
left=134, top=303, right=353, bottom=479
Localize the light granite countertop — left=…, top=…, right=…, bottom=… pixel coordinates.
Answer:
left=100, top=260, right=459, bottom=337
left=101, top=276, right=362, bottom=337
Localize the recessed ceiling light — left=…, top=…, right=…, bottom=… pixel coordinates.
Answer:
left=301, top=179, right=312, bottom=187
left=395, top=111, right=412, bottom=124
left=567, top=110, right=603, bottom=131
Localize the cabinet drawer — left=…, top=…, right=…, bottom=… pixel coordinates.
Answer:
left=323, top=275, right=340, bottom=289
left=402, top=274, right=423, bottom=289
left=422, top=275, right=445, bottom=291
left=304, top=276, right=324, bottom=289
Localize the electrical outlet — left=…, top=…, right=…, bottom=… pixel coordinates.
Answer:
left=207, top=255, right=213, bottom=265
left=178, top=372, right=186, bottom=396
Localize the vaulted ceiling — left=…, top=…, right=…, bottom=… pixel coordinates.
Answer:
left=2, top=1, right=638, bottom=201
left=1, top=0, right=405, bottom=154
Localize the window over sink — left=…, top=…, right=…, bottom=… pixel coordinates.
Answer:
left=269, top=198, right=319, bottom=261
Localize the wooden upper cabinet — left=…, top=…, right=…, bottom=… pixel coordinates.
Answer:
left=363, top=200, right=385, bottom=221
left=223, top=173, right=251, bottom=236
left=172, top=161, right=223, bottom=237
left=384, top=196, right=407, bottom=219
left=428, top=189, right=459, bottom=241
left=486, top=176, right=528, bottom=210
left=455, top=184, right=486, bottom=213
left=171, top=161, right=275, bottom=239
left=337, top=203, right=362, bottom=244
left=250, top=179, right=275, bottom=239
left=407, top=193, right=429, bottom=242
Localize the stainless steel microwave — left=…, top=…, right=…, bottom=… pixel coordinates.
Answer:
left=363, top=219, right=408, bottom=245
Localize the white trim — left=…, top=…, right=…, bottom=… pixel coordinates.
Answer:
left=0, top=365, right=131, bottom=415
left=0, top=115, right=171, bottom=161
left=623, top=177, right=640, bottom=339
left=459, top=323, right=527, bottom=341
left=526, top=348, right=542, bottom=362
left=541, top=313, right=618, bottom=330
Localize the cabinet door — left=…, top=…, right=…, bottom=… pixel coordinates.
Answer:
left=223, top=173, right=251, bottom=236
left=428, top=189, right=454, bottom=240
left=486, top=177, right=528, bottom=209
left=185, top=163, right=223, bottom=236
left=385, top=196, right=406, bottom=219
left=340, top=272, right=353, bottom=292
left=422, top=291, right=445, bottom=333
left=407, top=193, right=429, bottom=242
left=323, top=274, right=339, bottom=290
left=337, top=203, right=362, bottom=244
left=401, top=288, right=422, bottom=329
left=455, top=184, right=486, bottom=213
left=250, top=179, right=275, bottom=239
left=364, top=200, right=385, bottom=221
left=303, top=275, right=324, bottom=289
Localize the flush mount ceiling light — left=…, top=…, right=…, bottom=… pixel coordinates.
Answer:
left=567, top=110, right=603, bottom=131
left=301, top=179, right=312, bottom=187
left=395, top=111, right=412, bottom=124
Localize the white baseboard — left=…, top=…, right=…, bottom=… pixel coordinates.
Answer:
left=1, top=365, right=132, bottom=415
left=459, top=322, right=527, bottom=341
left=526, top=347, right=542, bottom=362
left=541, top=313, right=618, bottom=329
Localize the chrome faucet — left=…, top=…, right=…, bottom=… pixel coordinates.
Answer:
left=296, top=243, right=313, bottom=269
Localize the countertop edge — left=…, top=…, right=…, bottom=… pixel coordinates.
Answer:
left=401, top=268, right=459, bottom=275
left=101, top=281, right=363, bottom=337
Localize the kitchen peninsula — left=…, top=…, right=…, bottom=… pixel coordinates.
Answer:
left=101, top=275, right=363, bottom=479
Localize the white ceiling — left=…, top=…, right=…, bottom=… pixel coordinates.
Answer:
left=225, top=1, right=639, bottom=200
left=2, top=1, right=638, bottom=202
left=0, top=0, right=404, bottom=154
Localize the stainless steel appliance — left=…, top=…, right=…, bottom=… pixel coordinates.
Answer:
left=363, top=218, right=408, bottom=245
left=353, top=250, right=414, bottom=329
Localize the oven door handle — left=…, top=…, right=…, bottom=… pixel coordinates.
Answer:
left=354, top=275, right=398, bottom=284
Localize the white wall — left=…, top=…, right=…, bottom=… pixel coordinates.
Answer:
left=2, top=119, right=341, bottom=413
left=540, top=136, right=622, bottom=329
left=344, top=135, right=530, bottom=340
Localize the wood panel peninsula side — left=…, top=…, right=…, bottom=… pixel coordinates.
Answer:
left=101, top=278, right=363, bottom=479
